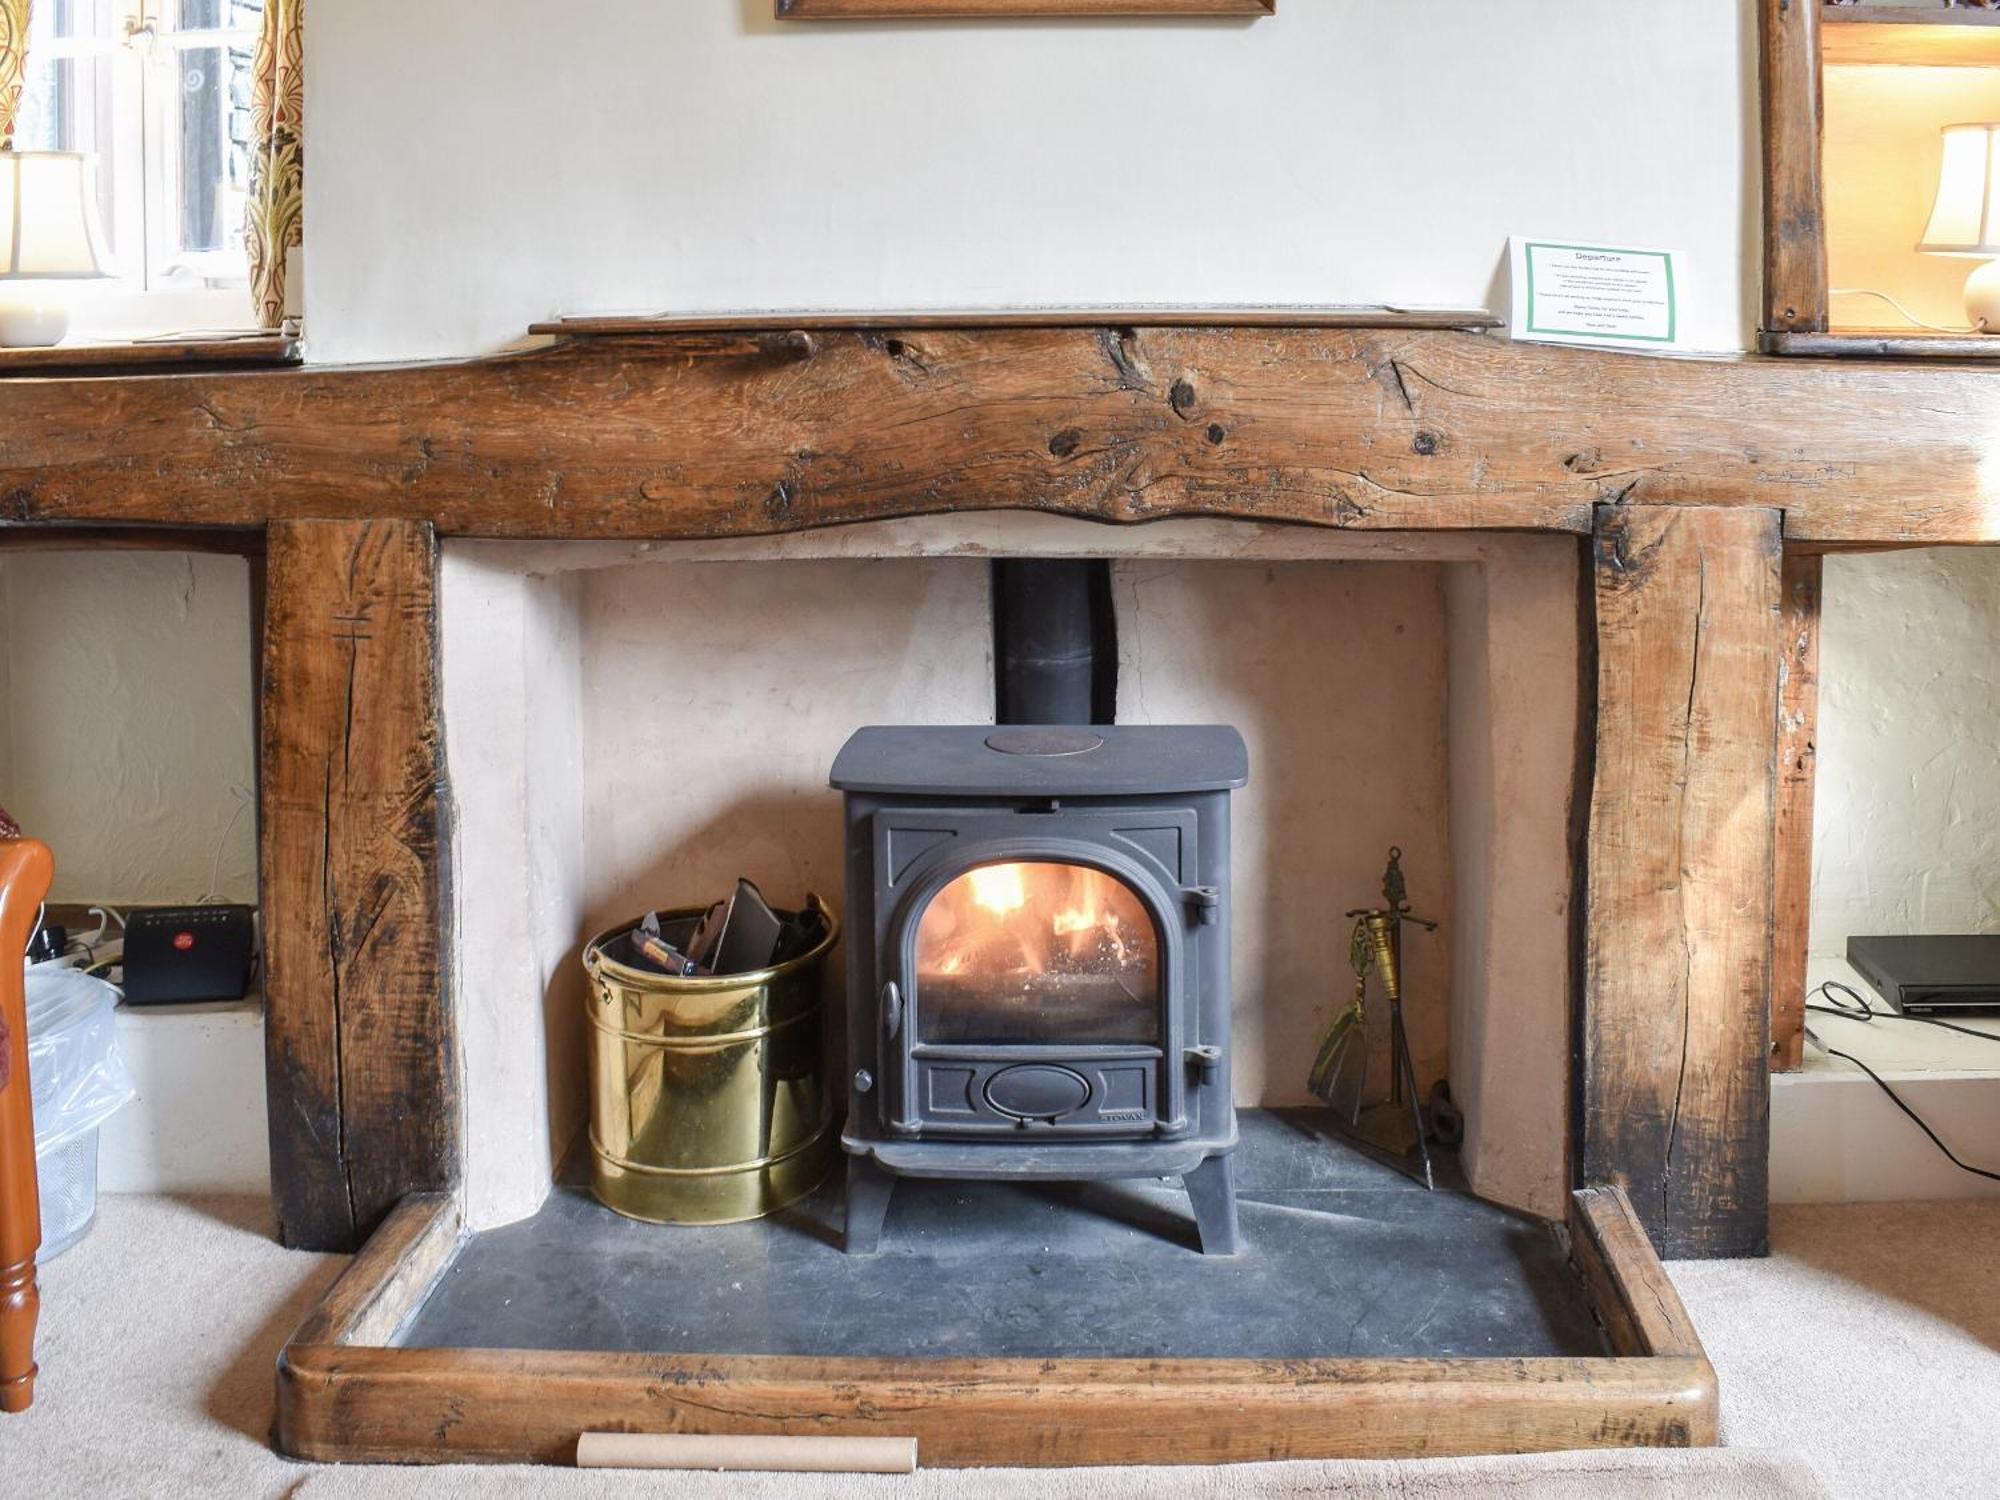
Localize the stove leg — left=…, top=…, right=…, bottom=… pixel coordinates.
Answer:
left=1183, top=1154, right=1239, bottom=1256
left=843, top=1154, right=896, bottom=1255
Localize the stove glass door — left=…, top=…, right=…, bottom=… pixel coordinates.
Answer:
left=913, top=861, right=1160, bottom=1045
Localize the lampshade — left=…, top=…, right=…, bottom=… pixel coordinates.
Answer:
left=0, top=150, right=113, bottom=280
left=1919, top=123, right=2000, bottom=258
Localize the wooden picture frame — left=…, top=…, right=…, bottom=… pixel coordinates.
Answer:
left=1760, top=0, right=2000, bottom=356
left=777, top=0, right=1274, bottom=17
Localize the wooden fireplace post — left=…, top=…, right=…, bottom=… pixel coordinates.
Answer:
left=1581, top=504, right=1783, bottom=1259
left=260, top=519, right=456, bottom=1252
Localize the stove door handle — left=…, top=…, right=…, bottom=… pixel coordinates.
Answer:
left=881, top=980, right=903, bottom=1041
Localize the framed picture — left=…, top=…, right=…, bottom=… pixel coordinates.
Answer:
left=778, top=1, right=1274, bottom=17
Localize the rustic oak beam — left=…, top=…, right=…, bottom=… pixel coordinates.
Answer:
left=4, top=329, right=2000, bottom=544
left=1582, top=505, right=1782, bottom=1258
left=1760, top=0, right=1828, bottom=336
left=1771, top=553, right=1822, bottom=1073
left=261, top=519, right=455, bottom=1252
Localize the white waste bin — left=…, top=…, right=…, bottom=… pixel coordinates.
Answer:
left=25, top=967, right=134, bottom=1258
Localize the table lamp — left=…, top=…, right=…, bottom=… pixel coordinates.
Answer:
left=1919, top=122, right=2000, bottom=333
left=0, top=150, right=113, bottom=348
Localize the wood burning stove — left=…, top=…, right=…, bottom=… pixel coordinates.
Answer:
left=831, top=722, right=1247, bottom=1254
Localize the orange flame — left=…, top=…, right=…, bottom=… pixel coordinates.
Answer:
left=920, top=862, right=1144, bottom=983
left=967, top=862, right=1028, bottom=915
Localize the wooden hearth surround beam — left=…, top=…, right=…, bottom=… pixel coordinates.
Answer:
left=0, top=320, right=1981, bottom=1258
left=1582, top=507, right=1782, bottom=1259
left=1772, top=553, right=1822, bottom=1074
left=273, top=1185, right=1715, bottom=1466
left=261, top=520, right=454, bottom=1249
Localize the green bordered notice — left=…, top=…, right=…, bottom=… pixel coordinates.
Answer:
left=1509, top=237, right=1681, bottom=349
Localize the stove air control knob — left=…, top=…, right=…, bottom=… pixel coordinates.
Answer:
left=853, top=1068, right=874, bottom=1095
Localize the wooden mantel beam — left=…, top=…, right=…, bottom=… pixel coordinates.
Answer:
left=2, top=327, right=1999, bottom=545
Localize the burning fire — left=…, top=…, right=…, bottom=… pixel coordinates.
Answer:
left=919, top=861, right=1150, bottom=986
left=967, top=862, right=1028, bottom=916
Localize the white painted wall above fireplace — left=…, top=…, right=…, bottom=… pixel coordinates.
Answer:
left=305, top=1, right=1756, bottom=363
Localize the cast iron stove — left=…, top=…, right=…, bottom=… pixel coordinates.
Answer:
left=831, top=722, right=1247, bottom=1254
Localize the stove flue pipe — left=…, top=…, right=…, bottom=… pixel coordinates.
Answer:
left=991, top=559, right=1118, bottom=726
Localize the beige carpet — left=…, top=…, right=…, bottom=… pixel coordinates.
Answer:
left=1670, top=1200, right=2000, bottom=1500
left=14, top=1192, right=1986, bottom=1498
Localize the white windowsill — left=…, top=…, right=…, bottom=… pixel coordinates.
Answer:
left=57, top=282, right=263, bottom=344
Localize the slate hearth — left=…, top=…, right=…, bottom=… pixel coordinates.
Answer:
left=396, top=1109, right=1606, bottom=1361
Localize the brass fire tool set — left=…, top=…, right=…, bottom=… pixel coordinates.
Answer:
left=1307, top=847, right=1441, bottom=1189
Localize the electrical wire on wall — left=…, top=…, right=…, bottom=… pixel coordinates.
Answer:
left=196, top=783, right=255, bottom=904
left=1828, top=288, right=1980, bottom=334
left=1804, top=979, right=2000, bottom=1185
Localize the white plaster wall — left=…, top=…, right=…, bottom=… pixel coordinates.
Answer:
left=1809, top=549, right=2000, bottom=956
left=441, top=554, right=589, bottom=1230
left=579, top=555, right=1451, bottom=1117
left=304, top=1, right=1757, bottom=363
left=576, top=559, right=994, bottom=934
left=1111, top=560, right=1451, bottom=1108
left=0, top=552, right=257, bottom=906
left=1444, top=544, right=1580, bottom=1221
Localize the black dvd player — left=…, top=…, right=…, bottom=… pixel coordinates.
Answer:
left=1847, top=934, right=2000, bottom=1016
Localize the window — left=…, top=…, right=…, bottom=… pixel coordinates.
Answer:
left=15, top=0, right=263, bottom=330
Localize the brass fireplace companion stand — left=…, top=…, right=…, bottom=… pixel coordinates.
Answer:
left=1308, top=847, right=1440, bottom=1188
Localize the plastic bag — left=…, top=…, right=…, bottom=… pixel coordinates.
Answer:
left=23, top=966, right=135, bottom=1158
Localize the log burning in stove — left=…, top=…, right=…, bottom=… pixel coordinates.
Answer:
left=915, top=860, right=1160, bottom=1045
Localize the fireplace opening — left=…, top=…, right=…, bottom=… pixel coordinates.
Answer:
left=443, top=521, right=1581, bottom=1249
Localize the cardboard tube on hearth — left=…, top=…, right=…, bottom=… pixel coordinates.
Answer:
left=576, top=1432, right=918, bottom=1473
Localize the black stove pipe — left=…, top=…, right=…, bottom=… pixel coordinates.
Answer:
left=991, top=559, right=1118, bottom=725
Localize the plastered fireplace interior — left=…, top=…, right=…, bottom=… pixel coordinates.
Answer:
left=444, top=515, right=1581, bottom=1232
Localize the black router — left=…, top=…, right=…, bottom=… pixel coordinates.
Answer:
left=1847, top=934, right=2000, bottom=1016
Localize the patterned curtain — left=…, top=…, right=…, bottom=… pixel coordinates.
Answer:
left=0, top=0, right=30, bottom=149
left=245, top=0, right=303, bottom=330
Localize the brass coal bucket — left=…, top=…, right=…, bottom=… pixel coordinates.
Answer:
left=583, top=895, right=838, bottom=1225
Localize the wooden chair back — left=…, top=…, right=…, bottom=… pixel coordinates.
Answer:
left=0, top=829, right=55, bottom=1413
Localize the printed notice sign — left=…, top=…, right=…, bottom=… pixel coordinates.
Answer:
left=1509, top=238, right=1681, bottom=350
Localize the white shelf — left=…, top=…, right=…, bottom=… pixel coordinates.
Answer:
left=1774, top=955, right=2000, bottom=1204
left=1800, top=956, right=2000, bottom=1078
